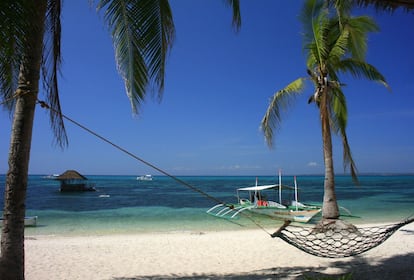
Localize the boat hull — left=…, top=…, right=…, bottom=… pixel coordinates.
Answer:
left=249, top=207, right=321, bottom=223
left=207, top=203, right=321, bottom=223
left=137, top=175, right=153, bottom=181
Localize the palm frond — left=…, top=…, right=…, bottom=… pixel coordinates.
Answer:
left=327, top=27, right=349, bottom=66
left=329, top=86, right=347, bottom=134
left=338, top=58, right=390, bottom=90
left=343, top=16, right=379, bottom=60
left=302, top=0, right=330, bottom=67
left=329, top=87, right=359, bottom=184
left=306, top=42, right=318, bottom=69
left=329, top=0, right=353, bottom=26
left=300, top=0, right=325, bottom=43
left=138, top=0, right=175, bottom=101
left=42, top=0, right=68, bottom=148
left=352, top=0, right=414, bottom=12
left=341, top=131, right=359, bottom=184
left=0, top=1, right=32, bottom=111
left=223, top=0, right=242, bottom=32
left=261, top=78, right=307, bottom=147
left=97, top=0, right=175, bottom=114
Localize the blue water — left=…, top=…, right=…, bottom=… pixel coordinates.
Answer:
left=1, top=174, right=413, bottom=236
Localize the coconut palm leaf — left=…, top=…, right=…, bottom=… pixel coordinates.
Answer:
left=261, top=78, right=307, bottom=147
left=41, top=0, right=68, bottom=147
left=327, top=28, right=349, bottom=64
left=97, top=0, right=175, bottom=114
left=329, top=86, right=359, bottom=183
left=338, top=59, right=390, bottom=89
left=138, top=0, right=175, bottom=100
left=353, top=0, right=414, bottom=11
left=343, top=16, right=379, bottom=60
left=302, top=0, right=330, bottom=67
left=223, top=0, right=242, bottom=31
left=0, top=1, right=32, bottom=111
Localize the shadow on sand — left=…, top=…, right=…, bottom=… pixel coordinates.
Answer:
left=112, top=252, right=414, bottom=280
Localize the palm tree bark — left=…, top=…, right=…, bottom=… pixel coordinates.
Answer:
left=0, top=1, right=46, bottom=279
left=320, top=90, right=340, bottom=219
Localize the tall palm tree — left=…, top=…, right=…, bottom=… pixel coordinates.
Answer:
left=261, top=0, right=388, bottom=221
left=0, top=1, right=241, bottom=279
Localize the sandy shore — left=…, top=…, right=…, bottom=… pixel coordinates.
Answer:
left=25, top=222, right=414, bottom=280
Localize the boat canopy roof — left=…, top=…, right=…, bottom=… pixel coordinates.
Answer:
left=237, top=184, right=295, bottom=191
left=237, top=184, right=278, bottom=191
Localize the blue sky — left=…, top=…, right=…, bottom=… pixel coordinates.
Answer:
left=1, top=1, right=414, bottom=176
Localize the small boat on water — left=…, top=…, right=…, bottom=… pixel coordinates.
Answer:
left=137, top=175, right=153, bottom=181
left=44, top=174, right=60, bottom=179
left=0, top=216, right=38, bottom=227
left=206, top=171, right=321, bottom=223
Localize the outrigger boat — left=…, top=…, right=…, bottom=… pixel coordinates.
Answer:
left=206, top=172, right=321, bottom=223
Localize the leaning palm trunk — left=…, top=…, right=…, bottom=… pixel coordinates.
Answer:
left=320, top=87, right=339, bottom=219
left=0, top=2, right=46, bottom=279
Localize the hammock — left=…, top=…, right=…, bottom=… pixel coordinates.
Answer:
left=271, top=216, right=414, bottom=258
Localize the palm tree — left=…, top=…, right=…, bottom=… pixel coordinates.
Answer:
left=0, top=1, right=241, bottom=279
left=261, top=0, right=389, bottom=221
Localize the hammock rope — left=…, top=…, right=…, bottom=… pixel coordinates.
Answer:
left=271, top=216, right=414, bottom=258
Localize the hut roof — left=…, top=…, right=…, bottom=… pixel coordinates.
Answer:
left=56, top=170, right=87, bottom=180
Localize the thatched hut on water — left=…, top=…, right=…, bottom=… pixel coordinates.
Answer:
left=56, top=170, right=96, bottom=192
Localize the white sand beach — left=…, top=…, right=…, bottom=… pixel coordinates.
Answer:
left=25, top=222, right=414, bottom=280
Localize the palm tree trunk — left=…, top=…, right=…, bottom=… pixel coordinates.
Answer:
left=320, top=92, right=340, bottom=219
left=0, top=2, right=46, bottom=279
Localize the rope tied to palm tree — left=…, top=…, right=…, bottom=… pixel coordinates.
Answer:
left=271, top=216, right=414, bottom=258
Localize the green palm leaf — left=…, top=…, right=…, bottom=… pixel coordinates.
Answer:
left=302, top=0, right=330, bottom=67
left=261, top=77, right=307, bottom=147
left=137, top=0, right=175, bottom=100
left=97, top=0, right=175, bottom=114
left=0, top=1, right=32, bottom=110
left=327, top=28, right=349, bottom=65
left=344, top=16, right=379, bottom=60
left=223, top=0, right=242, bottom=31
left=338, top=58, right=390, bottom=89
left=42, top=0, right=68, bottom=147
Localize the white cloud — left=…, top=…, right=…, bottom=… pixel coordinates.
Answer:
left=307, top=161, right=318, bottom=167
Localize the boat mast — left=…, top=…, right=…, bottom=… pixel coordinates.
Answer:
left=294, top=176, right=298, bottom=211
left=278, top=169, right=282, bottom=204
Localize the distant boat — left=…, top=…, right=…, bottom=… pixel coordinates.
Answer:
left=1, top=216, right=38, bottom=227
left=137, top=175, right=153, bottom=181
left=206, top=171, right=321, bottom=223
left=44, top=174, right=60, bottom=179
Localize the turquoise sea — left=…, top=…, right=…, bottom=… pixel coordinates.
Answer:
left=1, top=174, right=414, bottom=236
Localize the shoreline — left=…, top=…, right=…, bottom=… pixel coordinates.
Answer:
left=25, top=222, right=414, bottom=280
left=24, top=212, right=414, bottom=237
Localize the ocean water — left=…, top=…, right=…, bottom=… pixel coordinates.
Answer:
left=1, top=174, right=413, bottom=236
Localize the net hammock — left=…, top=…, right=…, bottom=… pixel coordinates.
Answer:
left=271, top=216, right=414, bottom=258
